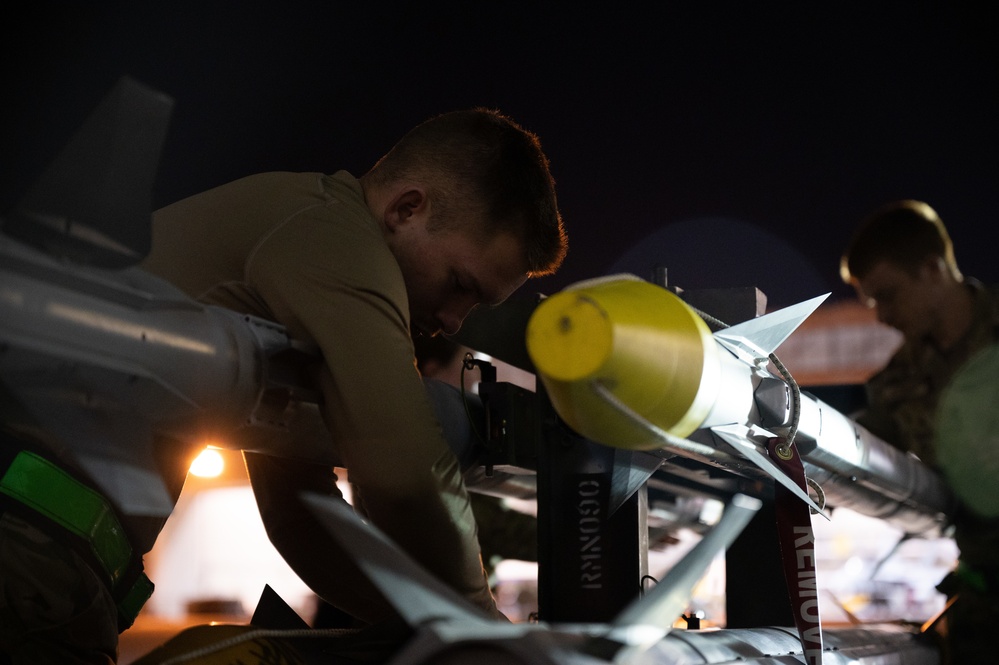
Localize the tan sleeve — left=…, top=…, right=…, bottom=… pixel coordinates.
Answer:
left=244, top=206, right=501, bottom=618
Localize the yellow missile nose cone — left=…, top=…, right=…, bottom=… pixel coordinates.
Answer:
left=526, top=275, right=720, bottom=448
left=525, top=293, right=614, bottom=383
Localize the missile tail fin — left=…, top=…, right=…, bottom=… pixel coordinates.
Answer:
left=608, top=449, right=663, bottom=515
left=713, top=293, right=829, bottom=363
left=301, top=492, right=493, bottom=627
left=593, top=493, right=762, bottom=662
left=712, top=426, right=828, bottom=518
left=5, top=76, right=174, bottom=268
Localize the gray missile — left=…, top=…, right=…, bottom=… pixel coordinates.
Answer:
left=0, top=231, right=327, bottom=516
left=0, top=76, right=326, bottom=516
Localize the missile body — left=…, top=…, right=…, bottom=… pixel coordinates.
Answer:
left=525, top=275, right=954, bottom=534
left=0, top=77, right=337, bottom=515
left=0, top=232, right=326, bottom=514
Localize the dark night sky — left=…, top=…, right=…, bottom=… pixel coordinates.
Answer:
left=3, top=1, right=997, bottom=309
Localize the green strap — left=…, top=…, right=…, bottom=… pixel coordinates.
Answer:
left=118, top=573, right=155, bottom=630
left=0, top=451, right=155, bottom=627
left=0, top=450, right=133, bottom=585
left=957, top=561, right=990, bottom=594
left=0, top=449, right=154, bottom=628
left=0, top=450, right=153, bottom=631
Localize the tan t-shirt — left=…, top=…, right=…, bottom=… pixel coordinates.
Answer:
left=142, top=171, right=498, bottom=621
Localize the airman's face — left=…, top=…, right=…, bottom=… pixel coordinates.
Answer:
left=391, top=221, right=529, bottom=337
left=853, top=260, right=942, bottom=342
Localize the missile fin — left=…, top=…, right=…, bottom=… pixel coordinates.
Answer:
left=6, top=76, right=174, bottom=268
left=713, top=293, right=829, bottom=363
left=711, top=425, right=828, bottom=517
left=300, top=492, right=495, bottom=628
left=591, top=493, right=762, bottom=662
left=76, top=453, right=175, bottom=517
left=0, top=374, right=177, bottom=516
left=608, top=449, right=663, bottom=516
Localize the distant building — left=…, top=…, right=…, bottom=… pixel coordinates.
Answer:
left=773, top=299, right=902, bottom=388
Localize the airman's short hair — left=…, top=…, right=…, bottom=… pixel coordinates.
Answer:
left=840, top=200, right=960, bottom=284
left=365, top=108, right=567, bottom=277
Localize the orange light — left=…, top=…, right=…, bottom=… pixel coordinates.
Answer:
left=190, top=448, right=225, bottom=478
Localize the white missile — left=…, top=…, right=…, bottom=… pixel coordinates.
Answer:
left=524, top=274, right=954, bottom=532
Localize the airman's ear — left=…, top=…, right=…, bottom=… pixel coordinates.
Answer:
left=384, top=187, right=429, bottom=231
left=921, top=256, right=948, bottom=281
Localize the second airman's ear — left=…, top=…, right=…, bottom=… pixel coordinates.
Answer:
left=383, top=187, right=429, bottom=232
left=920, top=256, right=948, bottom=282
